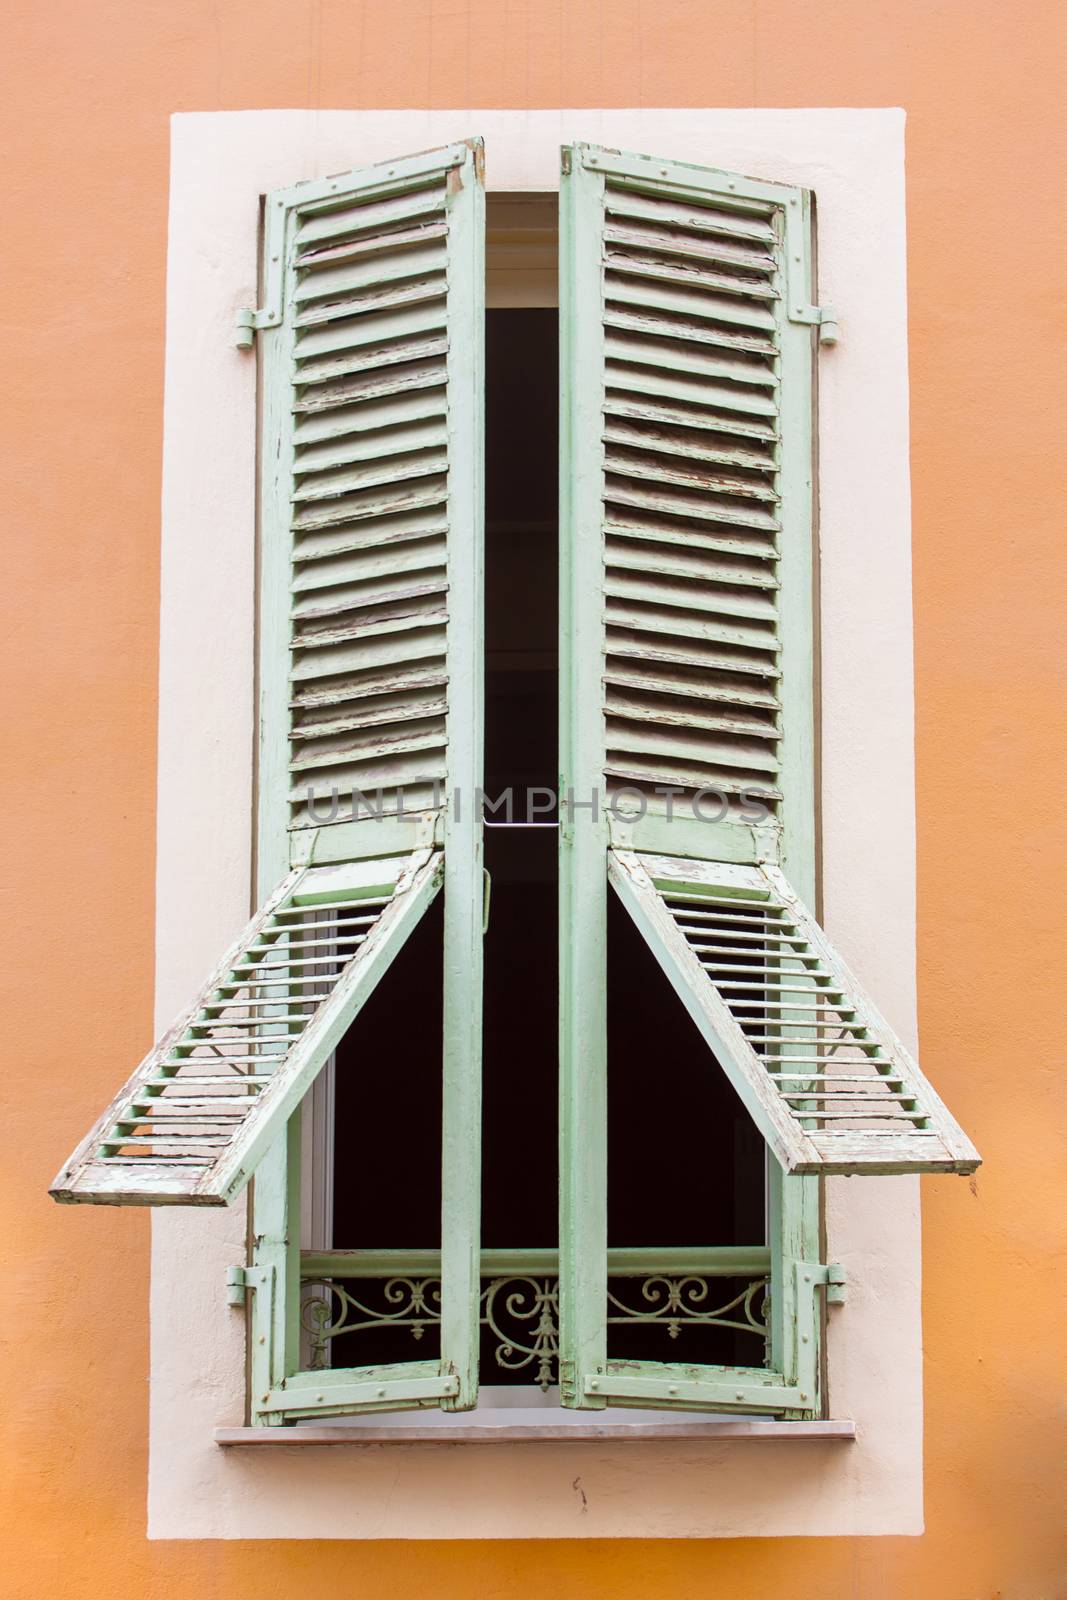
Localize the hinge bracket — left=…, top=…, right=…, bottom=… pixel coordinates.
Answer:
left=787, top=301, right=839, bottom=346
left=234, top=306, right=280, bottom=349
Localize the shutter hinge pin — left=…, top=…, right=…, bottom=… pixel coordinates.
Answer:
left=824, top=1263, right=847, bottom=1305
left=788, top=302, right=839, bottom=345
left=234, top=307, right=280, bottom=349
left=816, top=305, right=840, bottom=346
left=226, top=1264, right=251, bottom=1304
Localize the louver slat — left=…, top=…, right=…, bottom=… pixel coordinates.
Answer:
left=609, top=851, right=980, bottom=1176
left=279, top=164, right=469, bottom=830
left=50, top=851, right=442, bottom=1205
left=597, top=172, right=787, bottom=819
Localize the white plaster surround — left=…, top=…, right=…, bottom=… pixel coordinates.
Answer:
left=151, top=108, right=920, bottom=1539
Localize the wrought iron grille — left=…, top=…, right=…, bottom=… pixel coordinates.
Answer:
left=300, top=1247, right=771, bottom=1387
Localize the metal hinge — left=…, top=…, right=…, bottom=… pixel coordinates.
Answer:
left=234, top=306, right=281, bottom=349
left=799, top=1261, right=848, bottom=1305
left=824, top=1263, right=847, bottom=1305
left=788, top=302, right=840, bottom=346
left=225, top=1264, right=251, bottom=1305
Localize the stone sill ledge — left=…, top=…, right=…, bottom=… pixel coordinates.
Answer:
left=216, top=1418, right=856, bottom=1446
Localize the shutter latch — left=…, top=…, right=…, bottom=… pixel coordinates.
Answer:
left=788, top=302, right=840, bottom=346
left=234, top=307, right=280, bottom=349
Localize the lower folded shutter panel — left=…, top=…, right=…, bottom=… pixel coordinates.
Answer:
left=51, top=849, right=442, bottom=1207
left=609, top=849, right=979, bottom=1177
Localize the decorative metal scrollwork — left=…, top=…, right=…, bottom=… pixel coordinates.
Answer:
left=300, top=1270, right=769, bottom=1383
left=300, top=1277, right=441, bottom=1370
left=606, top=1276, right=768, bottom=1342
left=482, top=1276, right=559, bottom=1389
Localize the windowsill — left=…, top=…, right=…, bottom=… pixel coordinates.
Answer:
left=216, top=1416, right=856, bottom=1445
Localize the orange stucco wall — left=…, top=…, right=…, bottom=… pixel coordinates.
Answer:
left=3, top=1, right=1065, bottom=1593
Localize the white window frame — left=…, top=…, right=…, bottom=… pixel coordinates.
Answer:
left=150, top=107, right=923, bottom=1539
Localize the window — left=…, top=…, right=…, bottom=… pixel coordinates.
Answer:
left=52, top=135, right=978, bottom=1430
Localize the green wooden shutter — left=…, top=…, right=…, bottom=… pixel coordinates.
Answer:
left=251, top=141, right=485, bottom=1416
left=611, top=851, right=979, bottom=1176
left=51, top=852, right=441, bottom=1206
left=53, top=141, right=486, bottom=1416
left=558, top=142, right=978, bottom=1415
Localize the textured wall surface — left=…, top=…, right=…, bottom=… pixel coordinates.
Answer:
left=2, top=0, right=1065, bottom=1593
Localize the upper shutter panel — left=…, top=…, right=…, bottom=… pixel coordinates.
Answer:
left=590, top=151, right=801, bottom=829
left=51, top=851, right=442, bottom=1206
left=258, top=142, right=483, bottom=838
left=602, top=185, right=781, bottom=809
left=610, top=850, right=980, bottom=1176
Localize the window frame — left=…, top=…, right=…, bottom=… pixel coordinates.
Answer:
left=150, top=107, right=925, bottom=1539
left=268, top=179, right=815, bottom=1420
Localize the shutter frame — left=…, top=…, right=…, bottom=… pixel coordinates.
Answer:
left=251, top=140, right=486, bottom=1417
left=558, top=141, right=823, bottom=1417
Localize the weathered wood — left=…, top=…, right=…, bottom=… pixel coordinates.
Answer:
left=611, top=850, right=981, bottom=1177
left=50, top=852, right=443, bottom=1205
left=558, top=144, right=610, bottom=1413
left=560, top=143, right=824, bottom=1418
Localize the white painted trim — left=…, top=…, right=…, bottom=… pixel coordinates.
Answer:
left=151, top=108, right=920, bottom=1539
